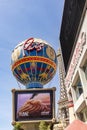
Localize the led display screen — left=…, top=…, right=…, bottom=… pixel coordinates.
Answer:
left=13, top=89, right=54, bottom=121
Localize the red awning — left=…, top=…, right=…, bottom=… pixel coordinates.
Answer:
left=65, top=119, right=87, bottom=130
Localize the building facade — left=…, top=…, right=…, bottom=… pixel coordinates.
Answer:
left=59, top=0, right=87, bottom=124
left=66, top=8, right=87, bottom=123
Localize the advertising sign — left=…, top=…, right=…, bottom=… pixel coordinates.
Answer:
left=12, top=88, right=55, bottom=122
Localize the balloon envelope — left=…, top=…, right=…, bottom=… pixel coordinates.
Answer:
left=11, top=38, right=57, bottom=88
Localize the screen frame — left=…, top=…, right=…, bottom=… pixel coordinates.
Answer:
left=12, top=87, right=56, bottom=123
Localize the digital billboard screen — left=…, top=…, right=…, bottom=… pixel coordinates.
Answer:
left=13, top=88, right=55, bottom=121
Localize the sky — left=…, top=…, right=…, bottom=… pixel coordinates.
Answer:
left=0, top=0, right=64, bottom=130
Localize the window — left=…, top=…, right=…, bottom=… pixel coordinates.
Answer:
left=74, top=77, right=83, bottom=100
left=78, top=107, right=87, bottom=122
left=83, top=61, right=87, bottom=80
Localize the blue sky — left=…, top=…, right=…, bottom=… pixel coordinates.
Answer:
left=0, top=0, right=64, bottom=130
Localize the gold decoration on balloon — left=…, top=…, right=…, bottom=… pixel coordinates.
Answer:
left=46, top=46, right=55, bottom=60
left=39, top=72, right=48, bottom=80
left=17, top=66, right=30, bottom=81
left=31, top=62, right=36, bottom=68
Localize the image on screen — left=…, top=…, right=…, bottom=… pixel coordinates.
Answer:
left=14, top=90, right=53, bottom=121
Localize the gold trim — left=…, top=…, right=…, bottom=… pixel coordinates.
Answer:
left=11, top=56, right=57, bottom=71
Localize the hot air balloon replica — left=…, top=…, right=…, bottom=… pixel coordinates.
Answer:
left=11, top=38, right=57, bottom=89
left=11, top=38, right=57, bottom=130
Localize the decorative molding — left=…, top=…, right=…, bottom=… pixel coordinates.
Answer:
left=65, top=32, right=86, bottom=87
